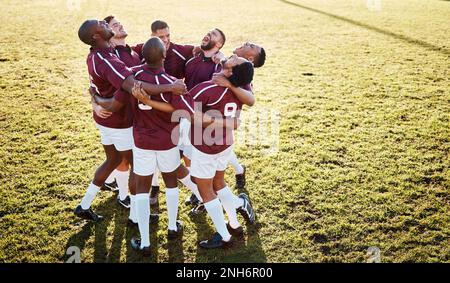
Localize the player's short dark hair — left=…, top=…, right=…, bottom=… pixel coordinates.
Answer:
left=229, top=62, right=254, bottom=87
left=104, top=15, right=115, bottom=24
left=254, top=47, right=266, bottom=68
left=142, top=37, right=165, bottom=65
left=151, top=20, right=169, bottom=33
left=215, top=28, right=226, bottom=47
left=78, top=20, right=98, bottom=46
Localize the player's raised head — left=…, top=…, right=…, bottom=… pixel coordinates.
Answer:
left=104, top=15, right=128, bottom=39
left=142, top=37, right=167, bottom=66
left=233, top=42, right=266, bottom=68
left=223, top=55, right=254, bottom=87
left=201, top=28, right=226, bottom=51
left=78, top=19, right=115, bottom=46
left=151, top=20, right=170, bottom=51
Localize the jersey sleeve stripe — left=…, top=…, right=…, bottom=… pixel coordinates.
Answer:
left=96, top=52, right=126, bottom=80
left=161, top=74, right=174, bottom=83
left=134, top=70, right=144, bottom=77
left=207, top=88, right=228, bottom=106
left=185, top=56, right=196, bottom=66
left=193, top=84, right=218, bottom=99
left=155, top=75, right=169, bottom=103
left=181, top=95, right=195, bottom=114
left=172, top=49, right=186, bottom=61
left=92, top=56, right=100, bottom=77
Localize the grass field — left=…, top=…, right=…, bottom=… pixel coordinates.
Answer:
left=0, top=0, right=449, bottom=263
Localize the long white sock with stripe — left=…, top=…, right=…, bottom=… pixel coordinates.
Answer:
left=217, top=186, right=241, bottom=229
left=165, top=188, right=180, bottom=231
left=204, top=198, right=231, bottom=242
left=116, top=170, right=129, bottom=201
left=80, top=182, right=100, bottom=209
left=136, top=193, right=150, bottom=248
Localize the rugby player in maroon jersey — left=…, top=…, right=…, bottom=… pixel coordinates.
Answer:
left=188, top=55, right=257, bottom=248
left=93, top=15, right=144, bottom=209
left=210, top=42, right=266, bottom=190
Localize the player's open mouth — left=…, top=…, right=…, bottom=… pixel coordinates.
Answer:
left=202, top=36, right=210, bottom=42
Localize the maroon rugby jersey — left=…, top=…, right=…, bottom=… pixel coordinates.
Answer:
left=189, top=81, right=244, bottom=155
left=184, top=54, right=221, bottom=90
left=164, top=42, right=194, bottom=79
left=87, top=46, right=133, bottom=128
left=132, top=42, right=194, bottom=79
left=113, top=45, right=142, bottom=67
left=121, top=65, right=195, bottom=150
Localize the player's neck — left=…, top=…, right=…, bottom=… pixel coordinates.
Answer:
left=203, top=49, right=218, bottom=58
left=110, top=38, right=126, bottom=47
left=146, top=62, right=163, bottom=70
left=94, top=41, right=110, bottom=49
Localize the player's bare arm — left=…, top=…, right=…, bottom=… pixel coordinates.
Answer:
left=212, top=73, right=255, bottom=106
left=131, top=83, right=176, bottom=113
left=121, top=75, right=186, bottom=96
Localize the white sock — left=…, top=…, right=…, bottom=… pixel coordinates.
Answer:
left=116, top=170, right=129, bottom=201
left=152, top=169, right=160, bottom=187
left=129, top=194, right=137, bottom=223
left=80, top=182, right=100, bottom=209
left=179, top=174, right=203, bottom=202
left=165, top=188, right=180, bottom=231
left=229, top=151, right=244, bottom=174
left=217, top=186, right=241, bottom=229
left=136, top=193, right=150, bottom=248
left=204, top=198, right=231, bottom=242
left=105, top=170, right=117, bottom=184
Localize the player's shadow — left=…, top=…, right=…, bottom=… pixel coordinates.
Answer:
left=279, top=0, right=450, bottom=56
left=64, top=194, right=124, bottom=263
left=192, top=205, right=267, bottom=263
left=64, top=193, right=161, bottom=263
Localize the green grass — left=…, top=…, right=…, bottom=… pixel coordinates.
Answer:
left=0, top=0, right=449, bottom=263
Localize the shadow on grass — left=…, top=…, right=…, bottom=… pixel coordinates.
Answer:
left=190, top=187, right=267, bottom=263
left=64, top=188, right=265, bottom=262
left=279, top=0, right=450, bottom=56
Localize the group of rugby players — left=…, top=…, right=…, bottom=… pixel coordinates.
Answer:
left=75, top=16, right=266, bottom=256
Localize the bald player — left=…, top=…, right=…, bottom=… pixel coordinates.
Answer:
left=188, top=55, right=256, bottom=248
left=109, top=38, right=195, bottom=255
left=74, top=19, right=186, bottom=222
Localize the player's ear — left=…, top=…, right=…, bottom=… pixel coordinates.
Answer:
left=247, top=56, right=255, bottom=64
left=92, top=33, right=101, bottom=42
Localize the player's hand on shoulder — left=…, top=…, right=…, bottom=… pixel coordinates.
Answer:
left=212, top=73, right=232, bottom=88
left=171, top=79, right=187, bottom=96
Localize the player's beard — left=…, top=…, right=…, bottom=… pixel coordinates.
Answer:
left=201, top=41, right=214, bottom=51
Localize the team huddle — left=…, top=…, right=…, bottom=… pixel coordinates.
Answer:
left=75, top=16, right=266, bottom=256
